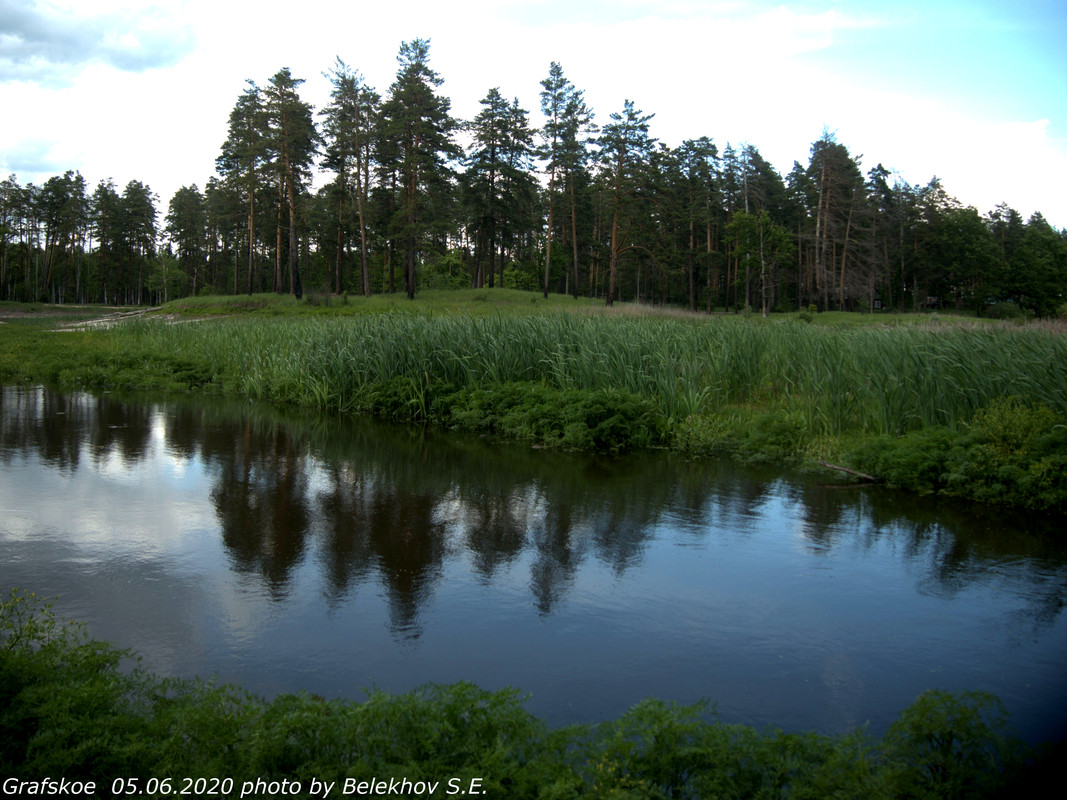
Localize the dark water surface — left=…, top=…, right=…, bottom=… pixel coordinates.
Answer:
left=2, top=385, right=1066, bottom=742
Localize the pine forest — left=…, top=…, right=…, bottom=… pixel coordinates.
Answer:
left=2, top=40, right=1064, bottom=319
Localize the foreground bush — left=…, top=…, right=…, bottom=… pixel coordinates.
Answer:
left=2, top=589, right=1051, bottom=799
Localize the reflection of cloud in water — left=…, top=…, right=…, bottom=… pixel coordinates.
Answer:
left=820, top=648, right=865, bottom=733
left=0, top=450, right=217, bottom=560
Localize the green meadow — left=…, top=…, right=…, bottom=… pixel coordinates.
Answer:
left=2, top=291, right=1065, bottom=511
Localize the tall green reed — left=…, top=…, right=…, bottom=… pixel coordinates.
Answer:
left=117, top=314, right=1067, bottom=437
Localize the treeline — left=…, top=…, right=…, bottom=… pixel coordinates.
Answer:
left=2, top=38, right=1065, bottom=314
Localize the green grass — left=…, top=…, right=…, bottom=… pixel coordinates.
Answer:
left=785, top=309, right=994, bottom=328
left=2, top=588, right=1050, bottom=798
left=158, top=293, right=1015, bottom=326
left=161, top=288, right=605, bottom=317
left=3, top=292, right=1067, bottom=509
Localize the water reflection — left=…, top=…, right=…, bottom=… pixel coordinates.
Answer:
left=0, top=385, right=153, bottom=471
left=2, top=385, right=1066, bottom=740
left=4, top=384, right=1066, bottom=625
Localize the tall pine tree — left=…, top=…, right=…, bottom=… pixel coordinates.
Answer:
left=217, top=82, right=268, bottom=295
left=263, top=68, right=318, bottom=300
left=598, top=100, right=656, bottom=306
left=323, top=58, right=379, bottom=296
left=379, top=39, right=459, bottom=299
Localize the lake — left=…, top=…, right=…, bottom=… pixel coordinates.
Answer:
left=2, top=385, right=1065, bottom=743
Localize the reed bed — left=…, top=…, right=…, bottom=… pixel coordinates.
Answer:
left=117, top=313, right=1067, bottom=438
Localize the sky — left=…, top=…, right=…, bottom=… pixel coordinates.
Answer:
left=2, top=0, right=1066, bottom=228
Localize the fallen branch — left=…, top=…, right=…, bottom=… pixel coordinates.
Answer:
left=817, top=461, right=881, bottom=483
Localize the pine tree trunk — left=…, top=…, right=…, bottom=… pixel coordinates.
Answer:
left=839, top=190, right=855, bottom=310
left=543, top=166, right=555, bottom=299
left=570, top=177, right=580, bottom=299
left=357, top=158, right=370, bottom=297
left=607, top=208, right=619, bottom=307
left=247, top=188, right=255, bottom=295
left=688, top=205, right=696, bottom=312
left=285, top=155, right=302, bottom=300
left=335, top=187, right=345, bottom=294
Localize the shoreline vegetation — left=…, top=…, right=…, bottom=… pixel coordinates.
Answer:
left=2, top=291, right=1066, bottom=512
left=1, top=588, right=1056, bottom=798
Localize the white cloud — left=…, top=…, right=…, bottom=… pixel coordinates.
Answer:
left=2, top=0, right=1064, bottom=227
left=808, top=76, right=1067, bottom=222
left=915, top=117, right=1067, bottom=220
left=0, top=0, right=195, bottom=84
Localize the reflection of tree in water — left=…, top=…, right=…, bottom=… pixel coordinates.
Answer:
left=210, top=421, right=310, bottom=599
left=89, top=395, right=152, bottom=464
left=310, top=434, right=705, bottom=618
left=366, top=486, right=445, bottom=638
left=162, top=400, right=235, bottom=461
left=1, top=386, right=83, bottom=471
left=790, top=479, right=851, bottom=549
left=165, top=397, right=1067, bottom=641
left=12, top=387, right=1065, bottom=642
left=431, top=441, right=548, bottom=582
left=528, top=486, right=587, bottom=615
left=0, top=386, right=152, bottom=472
left=667, top=458, right=738, bottom=535
left=588, top=457, right=683, bottom=575
left=1005, top=582, right=1067, bottom=642
left=787, top=471, right=1067, bottom=639
left=452, top=484, right=528, bottom=581
left=316, top=464, right=376, bottom=602
left=691, top=464, right=779, bottom=539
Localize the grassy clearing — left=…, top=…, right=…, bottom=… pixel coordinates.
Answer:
left=3, top=292, right=1066, bottom=509
left=162, top=288, right=605, bottom=317
left=2, top=588, right=1050, bottom=798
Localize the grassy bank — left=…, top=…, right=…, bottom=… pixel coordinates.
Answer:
left=2, top=292, right=1066, bottom=510
left=1, top=588, right=1051, bottom=799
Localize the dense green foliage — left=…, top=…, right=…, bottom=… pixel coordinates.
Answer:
left=2, top=43, right=1065, bottom=314
left=2, top=588, right=1052, bottom=798
left=850, top=398, right=1067, bottom=511
left=432, top=382, right=664, bottom=453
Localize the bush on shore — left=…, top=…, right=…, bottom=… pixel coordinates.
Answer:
left=849, top=398, right=1067, bottom=512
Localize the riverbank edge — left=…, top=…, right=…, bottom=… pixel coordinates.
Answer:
left=2, top=312, right=1065, bottom=513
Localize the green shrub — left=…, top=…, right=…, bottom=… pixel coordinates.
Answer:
left=502, top=264, right=539, bottom=291
left=437, top=383, right=664, bottom=453
left=849, top=427, right=959, bottom=494
left=848, top=398, right=1067, bottom=510
left=0, top=588, right=145, bottom=776
left=963, top=396, right=1060, bottom=462
left=673, top=409, right=806, bottom=465
left=364, top=375, right=448, bottom=422
left=941, top=398, right=1067, bottom=510
left=882, top=689, right=1024, bottom=800
left=421, top=252, right=471, bottom=290
left=986, top=302, right=1023, bottom=320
